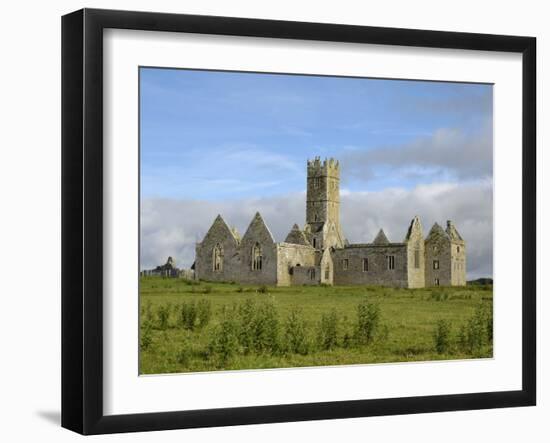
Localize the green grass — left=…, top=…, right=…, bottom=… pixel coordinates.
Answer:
left=139, top=276, right=493, bottom=374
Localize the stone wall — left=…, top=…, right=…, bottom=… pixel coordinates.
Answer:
left=424, top=225, right=452, bottom=286
left=276, top=242, right=316, bottom=286
left=450, top=240, right=467, bottom=286
left=291, top=266, right=320, bottom=285
left=405, top=217, right=426, bottom=288
left=236, top=212, right=279, bottom=285
left=194, top=215, right=241, bottom=283
left=332, top=243, right=409, bottom=287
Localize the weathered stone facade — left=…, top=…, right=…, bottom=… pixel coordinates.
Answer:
left=194, top=157, right=467, bottom=287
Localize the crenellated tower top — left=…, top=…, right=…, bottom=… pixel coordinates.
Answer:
left=307, top=156, right=340, bottom=178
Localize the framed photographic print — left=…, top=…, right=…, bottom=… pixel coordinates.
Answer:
left=61, top=8, right=536, bottom=435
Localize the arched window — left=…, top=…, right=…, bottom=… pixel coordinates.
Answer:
left=252, top=243, right=262, bottom=271
left=212, top=243, right=223, bottom=272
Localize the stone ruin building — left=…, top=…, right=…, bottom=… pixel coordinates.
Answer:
left=194, top=157, right=466, bottom=287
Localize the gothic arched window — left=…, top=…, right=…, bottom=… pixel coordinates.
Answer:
left=252, top=243, right=263, bottom=271
left=213, top=243, right=223, bottom=272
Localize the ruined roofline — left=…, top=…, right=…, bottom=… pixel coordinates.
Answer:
left=278, top=242, right=315, bottom=249
left=343, top=242, right=406, bottom=249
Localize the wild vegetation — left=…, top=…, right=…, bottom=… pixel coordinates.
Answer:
left=139, top=276, right=493, bottom=374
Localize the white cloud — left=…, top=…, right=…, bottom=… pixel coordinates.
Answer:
left=341, top=123, right=493, bottom=183
left=141, top=180, right=492, bottom=280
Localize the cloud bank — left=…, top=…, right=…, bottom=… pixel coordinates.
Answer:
left=141, top=179, right=492, bottom=280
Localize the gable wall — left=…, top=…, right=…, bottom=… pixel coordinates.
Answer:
left=332, top=244, right=409, bottom=287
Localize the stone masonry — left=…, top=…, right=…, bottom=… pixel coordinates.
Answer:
left=194, top=157, right=467, bottom=287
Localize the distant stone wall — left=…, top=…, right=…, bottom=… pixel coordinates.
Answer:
left=332, top=244, right=409, bottom=287
left=276, top=243, right=316, bottom=286
left=291, top=265, right=320, bottom=285
left=195, top=216, right=241, bottom=283
left=424, top=230, right=452, bottom=286
left=406, top=217, right=426, bottom=288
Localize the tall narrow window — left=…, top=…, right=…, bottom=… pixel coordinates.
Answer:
left=325, top=265, right=330, bottom=280
left=434, top=278, right=440, bottom=286
left=213, top=243, right=223, bottom=272
left=309, top=268, right=316, bottom=280
left=342, top=259, right=349, bottom=270
left=362, top=258, right=369, bottom=272
left=433, top=260, right=439, bottom=270
left=387, top=255, right=395, bottom=270
left=252, top=243, right=262, bottom=271
left=414, top=249, right=420, bottom=268
left=312, top=238, right=317, bottom=248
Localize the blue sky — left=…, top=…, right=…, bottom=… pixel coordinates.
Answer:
left=139, top=68, right=493, bottom=278
left=140, top=68, right=492, bottom=200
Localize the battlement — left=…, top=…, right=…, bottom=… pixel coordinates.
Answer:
left=307, top=156, right=340, bottom=177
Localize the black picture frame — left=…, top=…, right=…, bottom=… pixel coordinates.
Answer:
left=61, top=8, right=536, bottom=435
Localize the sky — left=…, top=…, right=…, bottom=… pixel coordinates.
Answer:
left=140, top=67, right=493, bottom=279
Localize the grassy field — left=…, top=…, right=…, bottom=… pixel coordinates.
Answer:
left=139, top=276, right=493, bottom=374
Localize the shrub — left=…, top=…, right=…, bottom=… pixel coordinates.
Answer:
left=284, top=310, right=309, bottom=355
left=317, top=309, right=339, bottom=350
left=253, top=299, right=280, bottom=353
left=354, top=299, right=381, bottom=345
left=140, top=321, right=153, bottom=351
left=486, top=303, right=494, bottom=342
left=157, top=304, right=171, bottom=330
left=176, top=339, right=191, bottom=366
left=236, top=287, right=244, bottom=293
left=459, top=304, right=490, bottom=354
left=203, top=286, right=213, bottom=294
left=142, top=301, right=154, bottom=324
left=179, top=302, right=198, bottom=330
left=208, top=307, right=239, bottom=363
left=433, top=319, right=452, bottom=354
left=237, top=299, right=256, bottom=354
left=197, top=299, right=212, bottom=329
left=257, top=285, right=269, bottom=294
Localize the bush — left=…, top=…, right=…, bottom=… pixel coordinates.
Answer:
left=354, top=299, right=381, bottom=345
left=179, top=302, right=198, bottom=330
left=317, top=309, right=339, bottom=350
left=237, top=299, right=257, bottom=354
left=433, top=319, right=452, bottom=354
left=257, top=285, right=269, bottom=294
left=253, top=299, right=280, bottom=353
left=197, top=299, right=212, bottom=329
left=284, top=310, right=309, bottom=355
left=140, top=321, right=153, bottom=350
left=176, top=339, right=191, bottom=366
left=142, top=301, right=154, bottom=324
left=203, top=286, right=213, bottom=294
left=458, top=304, right=490, bottom=354
left=208, top=307, right=240, bottom=363
left=157, top=304, right=171, bottom=330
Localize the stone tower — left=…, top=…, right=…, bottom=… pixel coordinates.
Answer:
left=304, top=157, right=345, bottom=250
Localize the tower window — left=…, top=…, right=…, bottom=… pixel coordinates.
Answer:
left=213, top=243, right=223, bottom=272
left=435, top=278, right=440, bottom=286
left=342, top=259, right=349, bottom=270
left=309, top=268, right=316, bottom=280
left=387, top=255, right=395, bottom=270
left=252, top=243, right=263, bottom=271
left=325, top=265, right=330, bottom=280
left=313, top=238, right=316, bottom=248
left=362, top=258, right=369, bottom=272
left=414, top=249, right=420, bottom=268
left=457, top=246, right=460, bottom=253
left=433, top=260, right=439, bottom=270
